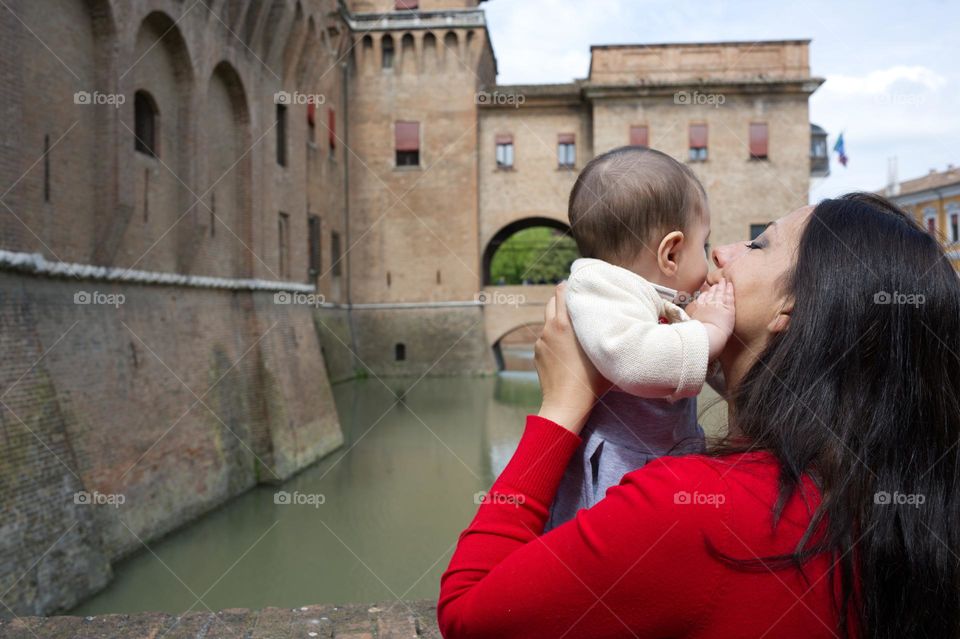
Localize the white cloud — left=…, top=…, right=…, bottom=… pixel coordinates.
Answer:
left=822, top=65, right=946, bottom=96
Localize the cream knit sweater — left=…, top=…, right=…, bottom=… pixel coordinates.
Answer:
left=565, top=258, right=710, bottom=400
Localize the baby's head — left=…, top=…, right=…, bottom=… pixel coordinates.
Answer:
left=568, top=146, right=711, bottom=296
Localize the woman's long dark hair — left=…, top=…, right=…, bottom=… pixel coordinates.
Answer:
left=718, top=193, right=960, bottom=638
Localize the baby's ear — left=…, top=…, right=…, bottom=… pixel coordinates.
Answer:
left=657, top=231, right=685, bottom=276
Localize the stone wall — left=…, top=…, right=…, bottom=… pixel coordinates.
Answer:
left=0, top=271, right=343, bottom=616
left=349, top=306, right=495, bottom=376
left=0, top=600, right=441, bottom=638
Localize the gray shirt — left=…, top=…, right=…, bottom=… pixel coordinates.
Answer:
left=544, top=389, right=705, bottom=533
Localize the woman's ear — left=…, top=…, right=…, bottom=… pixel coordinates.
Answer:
left=767, top=298, right=794, bottom=334
left=657, top=231, right=685, bottom=277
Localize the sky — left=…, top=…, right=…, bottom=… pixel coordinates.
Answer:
left=482, top=0, right=959, bottom=202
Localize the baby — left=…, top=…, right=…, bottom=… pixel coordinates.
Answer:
left=544, top=146, right=734, bottom=531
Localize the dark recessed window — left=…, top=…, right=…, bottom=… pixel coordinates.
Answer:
left=43, top=134, right=51, bottom=202
left=749, top=223, right=769, bottom=240
left=307, top=102, right=316, bottom=144
left=382, top=35, right=395, bottom=69
left=327, top=108, right=336, bottom=155
left=276, top=104, right=288, bottom=166
left=331, top=230, right=342, bottom=276
left=278, top=212, right=290, bottom=278
left=395, top=120, right=420, bottom=167
left=134, top=90, right=159, bottom=157
left=308, top=214, right=321, bottom=276
left=395, top=343, right=406, bottom=361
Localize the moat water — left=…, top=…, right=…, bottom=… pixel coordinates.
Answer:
left=71, top=374, right=542, bottom=615
left=71, top=371, right=726, bottom=615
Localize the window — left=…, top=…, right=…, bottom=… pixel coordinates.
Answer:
left=749, top=223, right=769, bottom=240
left=43, top=134, right=50, bottom=202
left=278, top=212, right=290, bottom=278
left=950, top=205, right=960, bottom=243
left=395, top=343, right=406, bottom=361
left=749, top=123, right=769, bottom=160
left=557, top=133, right=576, bottom=168
left=331, top=230, right=342, bottom=276
left=327, top=108, right=336, bottom=154
left=307, top=101, right=316, bottom=144
left=308, top=215, right=321, bottom=276
left=276, top=103, right=287, bottom=166
left=395, top=0, right=418, bottom=9
left=689, top=124, right=708, bottom=161
left=382, top=35, right=395, bottom=69
left=495, top=134, right=514, bottom=169
left=923, top=207, right=937, bottom=235
left=395, top=120, right=420, bottom=167
left=629, top=125, right=648, bottom=147
left=134, top=90, right=158, bottom=157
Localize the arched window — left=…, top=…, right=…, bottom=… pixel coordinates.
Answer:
left=382, top=35, right=394, bottom=69
left=134, top=90, right=158, bottom=157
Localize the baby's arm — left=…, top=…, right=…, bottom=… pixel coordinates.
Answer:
left=565, top=263, right=712, bottom=400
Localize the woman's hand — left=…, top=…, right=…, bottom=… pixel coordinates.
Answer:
left=534, top=282, right=610, bottom=435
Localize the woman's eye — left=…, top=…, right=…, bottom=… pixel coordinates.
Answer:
left=745, top=241, right=763, bottom=250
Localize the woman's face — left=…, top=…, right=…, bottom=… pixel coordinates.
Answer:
left=707, top=205, right=814, bottom=362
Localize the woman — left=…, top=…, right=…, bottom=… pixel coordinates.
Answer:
left=438, top=193, right=960, bottom=638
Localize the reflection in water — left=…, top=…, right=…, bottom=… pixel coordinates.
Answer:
left=71, top=374, right=726, bottom=615
left=71, top=376, right=538, bottom=615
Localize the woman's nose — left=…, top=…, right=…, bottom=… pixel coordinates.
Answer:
left=711, top=243, right=742, bottom=269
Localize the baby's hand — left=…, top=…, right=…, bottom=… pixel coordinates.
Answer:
left=686, top=278, right=735, bottom=361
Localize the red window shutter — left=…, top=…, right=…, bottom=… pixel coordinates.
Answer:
left=749, top=123, right=768, bottom=157
left=690, top=124, right=707, bottom=149
left=630, top=125, right=648, bottom=146
left=689, top=124, right=707, bottom=148
left=495, top=133, right=513, bottom=145
left=395, top=0, right=418, bottom=9
left=328, top=108, right=336, bottom=149
left=558, top=133, right=575, bottom=144
left=307, top=101, right=315, bottom=127
left=395, top=121, right=420, bottom=151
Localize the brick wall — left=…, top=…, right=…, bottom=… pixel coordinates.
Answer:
left=0, top=272, right=343, bottom=615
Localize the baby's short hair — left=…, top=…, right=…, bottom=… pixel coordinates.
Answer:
left=567, top=146, right=707, bottom=265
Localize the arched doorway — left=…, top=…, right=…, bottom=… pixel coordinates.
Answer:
left=482, top=217, right=577, bottom=286
left=492, top=322, right=543, bottom=372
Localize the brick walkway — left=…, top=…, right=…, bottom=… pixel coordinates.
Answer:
left=0, top=600, right=441, bottom=638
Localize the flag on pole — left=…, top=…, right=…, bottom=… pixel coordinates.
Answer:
left=833, top=133, right=848, bottom=167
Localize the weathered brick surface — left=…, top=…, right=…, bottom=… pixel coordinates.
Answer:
left=0, top=274, right=343, bottom=615
left=0, top=600, right=441, bottom=639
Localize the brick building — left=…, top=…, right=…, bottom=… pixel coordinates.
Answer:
left=0, top=0, right=824, bottom=615
left=883, top=165, right=960, bottom=270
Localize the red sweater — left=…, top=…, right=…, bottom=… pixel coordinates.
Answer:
left=438, top=415, right=846, bottom=638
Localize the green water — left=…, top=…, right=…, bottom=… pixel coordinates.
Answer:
left=71, top=372, right=726, bottom=615
left=71, top=374, right=542, bottom=615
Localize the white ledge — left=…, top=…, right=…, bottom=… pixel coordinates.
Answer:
left=0, top=250, right=316, bottom=293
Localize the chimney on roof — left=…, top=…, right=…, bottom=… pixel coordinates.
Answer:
left=930, top=169, right=937, bottom=175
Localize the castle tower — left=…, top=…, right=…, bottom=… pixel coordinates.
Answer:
left=344, top=0, right=495, bottom=304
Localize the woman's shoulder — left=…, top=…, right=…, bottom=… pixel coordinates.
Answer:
left=617, top=451, right=822, bottom=552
